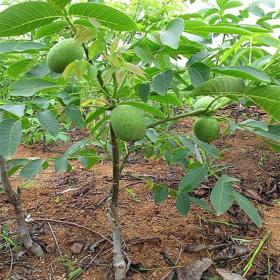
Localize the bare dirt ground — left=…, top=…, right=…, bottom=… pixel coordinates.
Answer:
left=0, top=113, right=279, bottom=280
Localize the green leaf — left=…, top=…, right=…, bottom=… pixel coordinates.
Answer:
left=20, top=159, right=45, bottom=181
left=138, top=83, right=150, bottom=103
left=233, top=190, right=262, bottom=228
left=152, top=70, right=173, bottom=95
left=178, top=165, right=208, bottom=192
left=245, top=86, right=280, bottom=122
left=157, top=54, right=171, bottom=70
left=88, top=39, right=105, bottom=59
left=27, top=63, right=50, bottom=78
left=65, top=105, right=85, bottom=129
left=240, top=24, right=271, bottom=33
left=48, top=0, right=71, bottom=9
left=134, top=45, right=154, bottom=64
left=65, top=139, right=88, bottom=156
left=193, top=136, right=221, bottom=158
left=0, top=41, right=46, bottom=53
left=153, top=184, right=169, bottom=204
left=90, top=115, right=110, bottom=134
left=0, top=2, right=62, bottom=37
left=184, top=20, right=209, bottom=37
left=217, top=0, right=242, bottom=10
left=155, top=44, right=201, bottom=56
left=8, top=158, right=28, bottom=176
left=189, top=62, right=210, bottom=87
left=265, top=140, right=280, bottom=153
left=37, top=110, right=59, bottom=137
left=68, top=268, right=83, bottom=280
left=0, top=105, right=25, bottom=118
left=54, top=156, right=69, bottom=173
left=149, top=93, right=182, bottom=106
left=123, top=101, right=166, bottom=119
left=213, top=66, right=270, bottom=83
left=171, top=148, right=190, bottom=164
left=34, top=20, right=68, bottom=39
left=159, top=18, right=184, bottom=49
left=210, top=176, right=234, bottom=215
left=7, top=59, right=34, bottom=78
left=78, top=154, right=99, bottom=169
left=78, top=148, right=99, bottom=169
left=0, top=119, right=22, bottom=159
left=57, top=92, right=80, bottom=107
left=190, top=196, right=212, bottom=212
left=190, top=76, right=245, bottom=97
left=9, top=78, right=59, bottom=97
left=248, top=4, right=265, bottom=17
left=186, top=24, right=253, bottom=35
left=85, top=108, right=106, bottom=123
left=247, top=124, right=280, bottom=143
left=186, top=50, right=211, bottom=67
left=68, top=3, right=137, bottom=31
left=239, top=119, right=268, bottom=131
left=176, top=192, right=190, bottom=216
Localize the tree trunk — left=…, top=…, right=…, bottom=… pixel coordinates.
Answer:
left=0, top=156, right=44, bottom=257
left=109, top=126, right=127, bottom=280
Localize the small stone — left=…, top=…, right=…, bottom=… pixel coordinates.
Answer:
left=70, top=243, right=83, bottom=254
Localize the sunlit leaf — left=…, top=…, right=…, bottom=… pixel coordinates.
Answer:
left=48, top=0, right=71, bottom=9
left=68, top=3, right=137, bottom=31
left=245, top=86, right=280, bottom=122
left=0, top=2, right=62, bottom=37
left=190, top=76, right=245, bottom=96
left=124, top=101, right=166, bottom=119
left=213, top=66, right=270, bottom=83
left=7, top=59, right=34, bottom=78
left=0, top=105, right=25, bottom=118
left=35, top=20, right=68, bottom=39
left=0, top=41, right=46, bottom=53
left=159, top=18, right=184, bottom=49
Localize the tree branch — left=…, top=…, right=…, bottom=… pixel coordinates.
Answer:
left=147, top=108, right=205, bottom=129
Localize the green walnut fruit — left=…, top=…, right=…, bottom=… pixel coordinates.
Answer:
left=193, top=96, right=215, bottom=110
left=110, top=105, right=146, bottom=142
left=193, top=117, right=220, bottom=143
left=47, top=39, right=84, bottom=73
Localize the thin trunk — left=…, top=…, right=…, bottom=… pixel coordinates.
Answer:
left=108, top=126, right=127, bottom=280
left=0, top=156, right=44, bottom=257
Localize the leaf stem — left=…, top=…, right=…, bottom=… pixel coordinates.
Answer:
left=243, top=233, right=270, bottom=276
left=147, top=108, right=205, bottom=128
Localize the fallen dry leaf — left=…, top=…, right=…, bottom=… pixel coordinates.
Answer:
left=177, top=258, right=212, bottom=280
left=183, top=243, right=207, bottom=252
left=215, top=245, right=249, bottom=261
left=216, top=268, right=246, bottom=280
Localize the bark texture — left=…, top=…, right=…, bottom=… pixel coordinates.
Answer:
left=0, top=156, right=44, bottom=257
left=109, top=126, right=127, bottom=280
